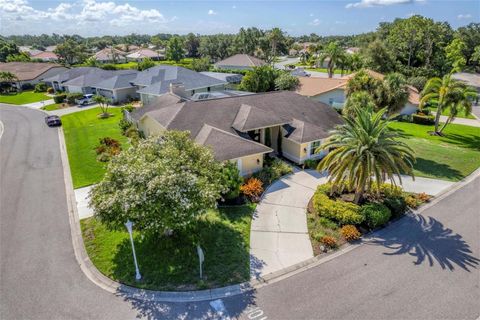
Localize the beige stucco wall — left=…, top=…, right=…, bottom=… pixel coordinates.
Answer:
left=138, top=115, right=165, bottom=136
left=282, top=138, right=302, bottom=163
left=234, top=153, right=264, bottom=176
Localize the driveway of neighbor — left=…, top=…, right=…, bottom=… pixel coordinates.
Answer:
left=250, top=170, right=455, bottom=279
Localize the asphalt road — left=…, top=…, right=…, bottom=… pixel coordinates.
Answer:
left=1, top=105, right=479, bottom=320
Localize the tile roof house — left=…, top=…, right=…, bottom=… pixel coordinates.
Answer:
left=214, top=54, right=267, bottom=70
left=131, top=90, right=343, bottom=175
left=296, top=69, right=420, bottom=115
left=31, top=51, right=59, bottom=62
left=126, top=48, right=163, bottom=61
left=93, top=48, right=127, bottom=63
left=132, top=65, right=227, bottom=104
left=43, top=67, right=139, bottom=103
left=0, top=62, right=68, bottom=89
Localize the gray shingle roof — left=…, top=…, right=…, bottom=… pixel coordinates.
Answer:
left=134, top=65, right=226, bottom=95
left=94, top=71, right=138, bottom=90
left=61, top=69, right=136, bottom=88
left=214, top=54, right=266, bottom=68
left=133, top=91, right=343, bottom=160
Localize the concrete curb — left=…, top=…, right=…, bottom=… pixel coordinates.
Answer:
left=59, top=118, right=480, bottom=302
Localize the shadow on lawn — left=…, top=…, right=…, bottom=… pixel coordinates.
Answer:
left=367, top=214, right=479, bottom=271
left=414, top=158, right=463, bottom=181
left=441, top=133, right=480, bottom=152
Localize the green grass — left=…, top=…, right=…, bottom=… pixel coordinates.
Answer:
left=41, top=103, right=64, bottom=111
left=61, top=107, right=128, bottom=188
left=80, top=204, right=255, bottom=290
left=109, top=58, right=194, bottom=70
left=388, top=121, right=480, bottom=181
left=305, top=67, right=349, bottom=75
left=425, top=107, right=477, bottom=120
left=0, top=90, right=50, bottom=105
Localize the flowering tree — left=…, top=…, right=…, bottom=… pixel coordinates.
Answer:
left=89, top=131, right=226, bottom=234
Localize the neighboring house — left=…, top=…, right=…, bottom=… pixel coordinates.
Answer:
left=345, top=47, right=360, bottom=55
left=43, top=67, right=138, bottom=103
left=126, top=49, right=163, bottom=61
left=214, top=54, right=266, bottom=70
left=31, top=51, right=59, bottom=62
left=18, top=47, right=43, bottom=57
left=131, top=90, right=343, bottom=175
left=0, top=62, right=68, bottom=89
left=93, top=48, right=127, bottom=63
left=116, top=44, right=140, bottom=53
left=200, top=71, right=243, bottom=84
left=296, top=69, right=420, bottom=115
left=132, top=65, right=227, bottom=104
left=45, top=45, right=57, bottom=52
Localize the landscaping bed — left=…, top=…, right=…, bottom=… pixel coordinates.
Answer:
left=388, top=121, right=480, bottom=181
left=61, top=107, right=128, bottom=188
left=0, top=90, right=50, bottom=104
left=307, top=182, right=429, bottom=255
left=81, top=204, right=254, bottom=291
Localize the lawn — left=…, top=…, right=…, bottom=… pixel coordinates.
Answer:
left=305, top=67, right=349, bottom=75
left=61, top=107, right=128, bottom=188
left=0, top=90, right=50, bottom=105
left=109, top=58, right=194, bottom=70
left=41, top=103, right=65, bottom=111
left=388, top=121, right=480, bottom=181
left=80, top=204, right=254, bottom=290
left=425, top=106, right=476, bottom=119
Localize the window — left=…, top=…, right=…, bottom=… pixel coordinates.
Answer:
left=310, top=140, right=321, bottom=156
left=207, top=87, right=211, bottom=92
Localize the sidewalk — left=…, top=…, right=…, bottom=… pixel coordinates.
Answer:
left=439, top=115, right=480, bottom=127
left=22, top=99, right=54, bottom=109
left=75, top=186, right=94, bottom=219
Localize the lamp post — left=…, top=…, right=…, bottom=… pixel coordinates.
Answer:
left=125, top=220, right=141, bottom=281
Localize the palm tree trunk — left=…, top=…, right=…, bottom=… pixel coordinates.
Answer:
left=439, top=117, right=451, bottom=133
left=433, top=106, right=443, bottom=134
left=354, top=183, right=365, bottom=204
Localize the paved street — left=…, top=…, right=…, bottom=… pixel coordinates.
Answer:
left=1, top=105, right=479, bottom=320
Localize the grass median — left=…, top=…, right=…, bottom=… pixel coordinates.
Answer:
left=0, top=91, right=50, bottom=104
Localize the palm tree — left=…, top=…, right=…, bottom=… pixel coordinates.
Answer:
left=376, top=73, right=409, bottom=115
left=317, top=42, right=346, bottom=78
left=267, top=28, right=284, bottom=60
left=438, top=85, right=477, bottom=133
left=93, top=94, right=110, bottom=117
left=420, top=73, right=478, bottom=135
left=316, top=107, right=415, bottom=204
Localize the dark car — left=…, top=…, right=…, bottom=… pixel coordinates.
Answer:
left=45, top=115, right=62, bottom=127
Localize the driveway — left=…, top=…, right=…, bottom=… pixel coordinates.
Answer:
left=22, top=99, right=54, bottom=109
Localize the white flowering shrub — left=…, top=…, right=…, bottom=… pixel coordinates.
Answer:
left=89, top=131, right=226, bottom=234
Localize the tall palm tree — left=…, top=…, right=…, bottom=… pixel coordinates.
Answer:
left=438, top=85, right=477, bottom=133
left=316, top=107, right=415, bottom=204
left=317, top=42, right=345, bottom=78
left=267, top=28, right=284, bottom=60
left=376, top=72, right=409, bottom=115
left=420, top=73, right=478, bottom=135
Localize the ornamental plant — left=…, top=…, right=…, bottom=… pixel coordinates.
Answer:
left=240, top=178, right=264, bottom=201
left=89, top=131, right=226, bottom=234
left=320, top=236, right=337, bottom=248
left=340, top=225, right=361, bottom=242
left=361, top=203, right=391, bottom=229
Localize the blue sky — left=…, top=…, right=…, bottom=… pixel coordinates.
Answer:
left=0, top=0, right=478, bottom=36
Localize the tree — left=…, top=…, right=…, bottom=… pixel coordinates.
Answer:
left=235, top=27, right=262, bottom=55
left=184, top=33, right=200, bottom=58
left=89, top=132, right=225, bottom=234
left=317, top=107, right=415, bottom=204
left=54, top=38, right=87, bottom=65
left=342, top=91, right=376, bottom=118
left=376, top=73, right=409, bottom=115
left=440, top=85, right=477, bottom=132
left=420, top=74, right=478, bottom=134
left=240, top=66, right=278, bottom=92
left=456, top=23, right=480, bottom=67
left=445, top=38, right=467, bottom=72
left=471, top=45, right=480, bottom=71
left=363, top=39, right=396, bottom=73
left=137, top=58, right=155, bottom=71
left=317, top=42, right=346, bottom=78
left=6, top=52, right=30, bottom=62
left=220, top=162, right=243, bottom=199
left=166, top=37, right=184, bottom=62
left=0, top=40, right=20, bottom=62
left=267, top=27, right=284, bottom=59
left=345, top=69, right=382, bottom=98
left=191, top=57, right=211, bottom=72
left=93, top=95, right=110, bottom=117
left=274, top=72, right=299, bottom=91
left=0, top=71, right=18, bottom=93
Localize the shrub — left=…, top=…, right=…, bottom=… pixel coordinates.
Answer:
left=304, top=159, right=319, bottom=169
left=100, top=64, right=118, bottom=70
left=53, top=94, right=66, bottom=104
left=34, top=82, right=47, bottom=92
left=95, top=137, right=121, bottom=162
left=405, top=195, right=420, bottom=208
left=383, top=196, right=407, bottom=216
left=66, top=93, right=83, bottom=105
left=47, top=87, right=54, bottom=94
left=412, top=113, right=435, bottom=125
left=340, top=225, right=361, bottom=242
left=240, top=178, right=263, bottom=201
left=416, top=192, right=431, bottom=203
left=220, top=162, right=244, bottom=199
left=313, top=193, right=364, bottom=225
left=252, top=159, right=292, bottom=185
left=318, top=217, right=338, bottom=230
left=119, top=118, right=133, bottom=135
left=124, top=126, right=140, bottom=141
left=361, top=203, right=392, bottom=229
left=122, top=104, right=134, bottom=112
left=320, top=236, right=337, bottom=248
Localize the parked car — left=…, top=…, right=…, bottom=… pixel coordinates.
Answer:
left=45, top=115, right=62, bottom=127
left=75, top=94, right=94, bottom=106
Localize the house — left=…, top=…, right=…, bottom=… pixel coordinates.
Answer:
left=43, top=67, right=139, bottom=103
left=130, top=90, right=343, bottom=175
left=296, top=69, right=420, bottom=115
left=452, top=72, right=480, bottom=104
left=132, top=65, right=227, bottom=105
left=126, top=49, right=163, bottom=61
left=116, top=44, right=140, bottom=53
left=214, top=54, right=267, bottom=70
left=93, top=48, right=127, bottom=63
left=45, top=45, right=57, bottom=52
left=345, top=47, right=360, bottom=55
left=199, top=71, right=243, bottom=84
left=18, top=46, right=43, bottom=57
left=0, top=62, right=68, bottom=89
left=31, top=51, right=59, bottom=62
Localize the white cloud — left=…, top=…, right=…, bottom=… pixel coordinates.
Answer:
left=457, top=13, right=472, bottom=19
left=232, top=5, right=236, bottom=9
left=208, top=9, right=217, bottom=15
left=346, top=0, right=420, bottom=9
left=309, top=18, right=321, bottom=26
left=309, top=13, right=314, bottom=17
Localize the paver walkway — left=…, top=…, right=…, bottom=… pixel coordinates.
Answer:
left=250, top=170, right=456, bottom=279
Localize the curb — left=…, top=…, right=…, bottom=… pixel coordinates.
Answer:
left=59, top=120, right=480, bottom=302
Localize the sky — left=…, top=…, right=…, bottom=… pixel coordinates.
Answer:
left=0, top=0, right=478, bottom=37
